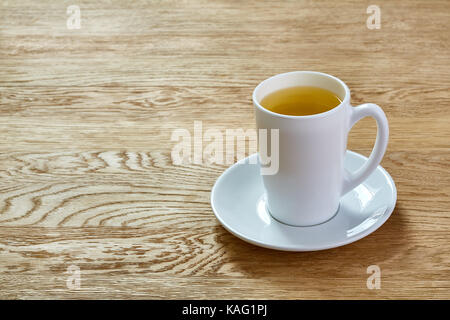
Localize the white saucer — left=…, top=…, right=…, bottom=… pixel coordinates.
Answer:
left=211, top=151, right=397, bottom=251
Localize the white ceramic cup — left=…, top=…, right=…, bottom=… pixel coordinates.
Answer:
left=253, top=71, right=389, bottom=226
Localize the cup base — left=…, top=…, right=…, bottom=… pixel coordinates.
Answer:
left=265, top=200, right=341, bottom=227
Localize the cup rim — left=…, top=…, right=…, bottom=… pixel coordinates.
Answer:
left=252, top=71, right=351, bottom=119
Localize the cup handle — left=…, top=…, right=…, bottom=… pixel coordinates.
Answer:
left=342, top=103, right=389, bottom=195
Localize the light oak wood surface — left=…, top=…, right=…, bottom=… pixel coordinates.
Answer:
left=0, top=0, right=448, bottom=299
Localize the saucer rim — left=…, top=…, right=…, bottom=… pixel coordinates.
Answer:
left=210, top=151, right=397, bottom=252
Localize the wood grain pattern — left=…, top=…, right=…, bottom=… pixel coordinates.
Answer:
left=0, top=0, right=449, bottom=299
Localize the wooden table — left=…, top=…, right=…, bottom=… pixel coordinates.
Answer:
left=0, top=0, right=448, bottom=299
